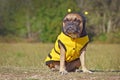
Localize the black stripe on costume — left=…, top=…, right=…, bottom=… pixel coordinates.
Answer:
left=45, top=60, right=60, bottom=65
left=54, top=48, right=60, bottom=55
left=58, top=40, right=67, bottom=52
left=48, top=53, right=52, bottom=59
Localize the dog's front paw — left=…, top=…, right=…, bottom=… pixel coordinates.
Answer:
left=82, top=68, right=92, bottom=73
left=59, top=70, right=68, bottom=75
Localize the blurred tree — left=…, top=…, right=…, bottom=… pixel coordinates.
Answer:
left=0, top=0, right=16, bottom=35
left=0, top=0, right=120, bottom=43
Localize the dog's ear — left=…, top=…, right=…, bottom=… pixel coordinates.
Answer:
left=78, top=13, right=86, bottom=27
left=78, top=13, right=87, bottom=37
left=80, top=25, right=87, bottom=37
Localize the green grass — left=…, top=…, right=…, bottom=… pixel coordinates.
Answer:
left=0, top=43, right=53, bottom=68
left=0, top=43, right=120, bottom=71
left=0, top=43, right=120, bottom=80
left=86, top=44, right=120, bottom=71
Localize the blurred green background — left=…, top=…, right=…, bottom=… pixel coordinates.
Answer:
left=0, top=0, right=120, bottom=43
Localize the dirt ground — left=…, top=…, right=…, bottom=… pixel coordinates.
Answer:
left=0, top=67, right=120, bottom=80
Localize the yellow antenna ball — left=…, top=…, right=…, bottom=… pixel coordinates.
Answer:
left=68, top=9, right=71, bottom=13
left=84, top=11, right=88, bottom=15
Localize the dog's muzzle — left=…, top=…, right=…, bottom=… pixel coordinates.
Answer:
left=65, top=23, right=80, bottom=34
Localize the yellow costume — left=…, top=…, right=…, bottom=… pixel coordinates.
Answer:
left=45, top=32, right=89, bottom=64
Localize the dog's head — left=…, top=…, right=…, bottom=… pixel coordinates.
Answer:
left=62, top=13, right=86, bottom=38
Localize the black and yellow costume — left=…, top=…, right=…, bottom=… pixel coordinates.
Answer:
left=45, top=32, right=89, bottom=65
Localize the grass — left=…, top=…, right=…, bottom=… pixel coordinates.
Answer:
left=0, top=43, right=53, bottom=68
left=86, top=44, right=120, bottom=71
left=0, top=43, right=120, bottom=80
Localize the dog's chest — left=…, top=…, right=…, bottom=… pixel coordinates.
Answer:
left=64, top=39, right=82, bottom=56
left=56, top=32, right=89, bottom=62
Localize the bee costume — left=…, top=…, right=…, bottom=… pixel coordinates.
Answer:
left=45, top=32, right=89, bottom=65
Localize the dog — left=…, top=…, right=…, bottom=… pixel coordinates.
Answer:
left=45, top=12, right=92, bottom=75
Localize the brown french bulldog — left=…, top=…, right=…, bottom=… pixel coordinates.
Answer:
left=45, top=13, right=92, bottom=75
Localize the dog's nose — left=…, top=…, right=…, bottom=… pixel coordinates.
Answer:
left=67, top=28, right=74, bottom=33
left=67, top=26, right=77, bottom=33
left=68, top=25, right=73, bottom=29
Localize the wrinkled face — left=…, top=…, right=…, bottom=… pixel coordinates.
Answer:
left=63, top=13, right=83, bottom=38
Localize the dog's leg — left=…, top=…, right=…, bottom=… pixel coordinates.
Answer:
left=59, top=42, right=68, bottom=75
left=80, top=50, right=92, bottom=73
left=66, top=59, right=81, bottom=72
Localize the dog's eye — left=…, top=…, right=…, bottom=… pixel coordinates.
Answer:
left=74, top=18, right=81, bottom=23
left=63, top=18, right=69, bottom=22
left=74, top=18, right=77, bottom=21
left=73, top=19, right=81, bottom=25
left=77, top=20, right=81, bottom=23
